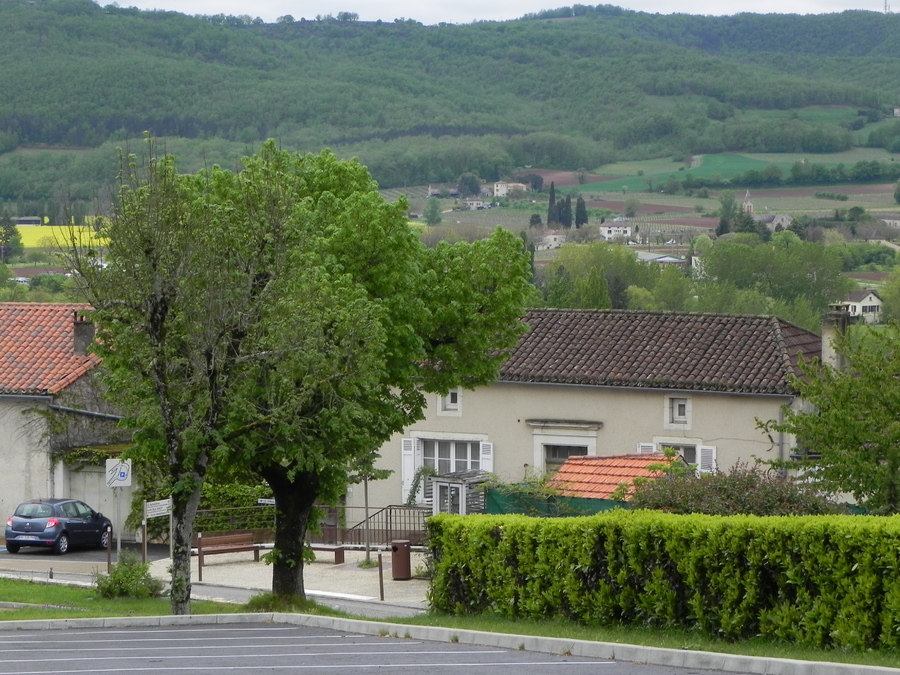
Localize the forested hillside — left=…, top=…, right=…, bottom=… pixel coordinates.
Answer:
left=2, top=0, right=900, bottom=207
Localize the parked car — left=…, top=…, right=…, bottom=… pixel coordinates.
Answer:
left=5, top=499, right=111, bottom=555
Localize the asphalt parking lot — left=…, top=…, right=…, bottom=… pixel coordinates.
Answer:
left=3, top=541, right=170, bottom=564
left=0, top=622, right=750, bottom=675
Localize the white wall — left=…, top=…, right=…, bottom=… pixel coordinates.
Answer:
left=0, top=398, right=53, bottom=521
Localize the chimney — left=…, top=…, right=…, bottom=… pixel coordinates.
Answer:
left=821, top=304, right=855, bottom=370
left=73, top=310, right=95, bottom=356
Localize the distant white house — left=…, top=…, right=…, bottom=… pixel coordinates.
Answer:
left=836, top=289, right=883, bottom=324
left=493, top=182, right=528, bottom=198
left=753, top=213, right=794, bottom=232
left=599, top=223, right=631, bottom=241
left=537, top=230, right=566, bottom=251
left=464, top=197, right=485, bottom=210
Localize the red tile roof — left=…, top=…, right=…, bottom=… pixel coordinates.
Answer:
left=548, top=454, right=677, bottom=500
left=500, top=309, right=820, bottom=395
left=0, top=303, right=99, bottom=395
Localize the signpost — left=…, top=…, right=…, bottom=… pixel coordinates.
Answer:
left=142, top=497, right=172, bottom=563
left=105, top=458, right=132, bottom=559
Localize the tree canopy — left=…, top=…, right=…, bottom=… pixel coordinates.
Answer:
left=764, top=324, right=900, bottom=514
left=1, top=2, right=899, bottom=203
left=64, top=139, right=532, bottom=612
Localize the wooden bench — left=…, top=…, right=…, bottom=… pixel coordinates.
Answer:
left=309, top=543, right=345, bottom=564
left=194, top=531, right=260, bottom=581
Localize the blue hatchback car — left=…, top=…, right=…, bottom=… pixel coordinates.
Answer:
left=5, top=499, right=112, bottom=555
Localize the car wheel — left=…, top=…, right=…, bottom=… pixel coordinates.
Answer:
left=99, top=528, right=111, bottom=550
left=54, top=533, right=69, bottom=555
left=6, top=544, right=19, bottom=554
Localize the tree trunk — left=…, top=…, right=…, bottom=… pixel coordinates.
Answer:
left=260, top=465, right=320, bottom=598
left=168, top=475, right=204, bottom=615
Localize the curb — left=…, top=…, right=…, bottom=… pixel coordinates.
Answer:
left=0, top=613, right=896, bottom=675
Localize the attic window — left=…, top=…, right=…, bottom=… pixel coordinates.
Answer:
left=438, top=389, right=461, bottom=415
left=670, top=397, right=688, bottom=424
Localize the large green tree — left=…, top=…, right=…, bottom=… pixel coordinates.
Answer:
left=699, top=231, right=854, bottom=316
left=764, top=325, right=900, bottom=514
left=65, top=140, right=531, bottom=611
left=422, top=197, right=442, bottom=225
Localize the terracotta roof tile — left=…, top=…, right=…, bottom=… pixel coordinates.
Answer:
left=0, top=303, right=99, bottom=395
left=500, top=309, right=819, bottom=395
left=548, top=454, right=677, bottom=500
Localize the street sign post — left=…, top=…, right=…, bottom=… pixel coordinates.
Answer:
left=106, top=459, right=132, bottom=559
left=142, top=498, right=173, bottom=563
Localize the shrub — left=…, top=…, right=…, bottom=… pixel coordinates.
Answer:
left=94, top=550, right=164, bottom=599
left=625, top=460, right=846, bottom=516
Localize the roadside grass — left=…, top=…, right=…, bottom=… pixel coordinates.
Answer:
left=3, top=578, right=900, bottom=668
left=395, top=613, right=900, bottom=669
left=0, top=578, right=341, bottom=621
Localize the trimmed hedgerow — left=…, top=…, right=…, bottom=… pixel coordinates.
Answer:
left=427, top=511, right=900, bottom=650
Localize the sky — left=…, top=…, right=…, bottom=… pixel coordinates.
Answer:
left=119, top=0, right=890, bottom=26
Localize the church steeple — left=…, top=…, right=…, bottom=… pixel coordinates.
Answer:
left=742, top=189, right=754, bottom=214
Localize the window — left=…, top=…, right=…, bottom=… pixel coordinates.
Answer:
left=670, top=397, right=688, bottom=423
left=662, top=443, right=716, bottom=473
left=437, top=389, right=462, bottom=416
left=423, top=439, right=482, bottom=474
left=526, top=419, right=601, bottom=474
left=544, top=444, right=588, bottom=473
left=401, top=436, right=493, bottom=504
left=436, top=484, right=462, bottom=515
left=664, top=395, right=691, bottom=429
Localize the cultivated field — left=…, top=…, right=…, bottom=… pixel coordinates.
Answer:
left=16, top=225, right=102, bottom=248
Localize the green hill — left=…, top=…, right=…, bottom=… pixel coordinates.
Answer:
left=2, top=0, right=900, bottom=211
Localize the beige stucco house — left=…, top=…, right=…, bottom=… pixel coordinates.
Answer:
left=350, top=308, right=821, bottom=513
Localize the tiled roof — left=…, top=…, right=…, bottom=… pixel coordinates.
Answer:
left=500, top=309, right=820, bottom=395
left=0, top=303, right=99, bottom=395
left=548, top=454, right=676, bottom=500
left=845, top=289, right=881, bottom=303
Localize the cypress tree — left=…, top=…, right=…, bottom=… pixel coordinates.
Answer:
left=547, top=182, right=557, bottom=225
left=575, top=196, right=588, bottom=228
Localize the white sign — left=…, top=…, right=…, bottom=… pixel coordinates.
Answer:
left=144, top=498, right=172, bottom=519
left=106, top=458, right=132, bottom=487
left=257, top=498, right=276, bottom=505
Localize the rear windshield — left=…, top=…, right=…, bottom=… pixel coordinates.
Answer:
left=14, top=503, right=54, bottom=518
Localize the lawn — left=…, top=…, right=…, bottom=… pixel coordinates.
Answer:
left=4, top=577, right=900, bottom=670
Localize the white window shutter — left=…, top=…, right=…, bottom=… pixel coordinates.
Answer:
left=698, top=445, right=716, bottom=473
left=480, top=442, right=494, bottom=472
left=401, top=438, right=415, bottom=503
left=636, top=442, right=656, bottom=454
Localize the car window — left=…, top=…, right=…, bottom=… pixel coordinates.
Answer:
left=74, top=502, right=93, bottom=518
left=61, top=502, right=79, bottom=518
left=15, top=503, right=53, bottom=518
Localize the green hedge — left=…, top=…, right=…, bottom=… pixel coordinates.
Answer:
left=426, top=511, right=900, bottom=650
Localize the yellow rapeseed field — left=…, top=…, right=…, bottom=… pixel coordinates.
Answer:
left=16, top=226, right=104, bottom=249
